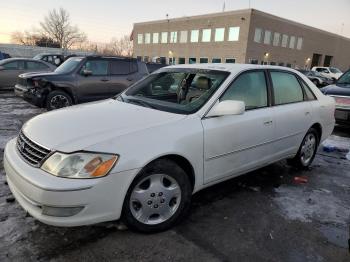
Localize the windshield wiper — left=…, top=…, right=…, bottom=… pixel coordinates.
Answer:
left=126, top=98, right=157, bottom=109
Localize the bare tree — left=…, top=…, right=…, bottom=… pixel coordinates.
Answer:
left=109, top=35, right=133, bottom=57
left=40, top=8, right=87, bottom=49
left=11, top=31, right=38, bottom=45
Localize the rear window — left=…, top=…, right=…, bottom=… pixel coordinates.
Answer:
left=110, top=60, right=137, bottom=75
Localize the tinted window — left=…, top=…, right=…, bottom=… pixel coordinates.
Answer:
left=221, top=71, right=268, bottom=110
left=3, top=61, right=24, bottom=70
left=81, top=60, right=108, bottom=76
left=110, top=60, right=137, bottom=75
left=337, top=71, right=350, bottom=85
left=271, top=72, right=304, bottom=105
left=26, top=61, right=49, bottom=70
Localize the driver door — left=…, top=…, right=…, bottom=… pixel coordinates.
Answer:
left=76, top=59, right=111, bottom=102
left=202, top=70, right=275, bottom=184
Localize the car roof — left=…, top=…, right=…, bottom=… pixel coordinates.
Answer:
left=0, top=58, right=56, bottom=67
left=166, top=63, right=301, bottom=75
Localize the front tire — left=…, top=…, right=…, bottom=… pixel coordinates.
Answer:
left=287, top=128, right=319, bottom=169
left=122, top=159, right=192, bottom=233
left=46, top=90, right=72, bottom=111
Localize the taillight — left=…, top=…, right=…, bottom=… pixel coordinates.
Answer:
left=333, top=96, right=350, bottom=107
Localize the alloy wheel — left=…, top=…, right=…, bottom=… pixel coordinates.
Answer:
left=300, top=133, right=317, bottom=166
left=50, top=95, right=70, bottom=109
left=129, top=173, right=182, bottom=225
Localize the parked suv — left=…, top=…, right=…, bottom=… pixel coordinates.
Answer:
left=15, top=56, right=149, bottom=110
left=311, top=66, right=343, bottom=80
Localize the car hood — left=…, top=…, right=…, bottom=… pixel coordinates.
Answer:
left=22, top=99, right=186, bottom=152
left=321, top=84, right=350, bottom=96
left=19, top=71, right=62, bottom=79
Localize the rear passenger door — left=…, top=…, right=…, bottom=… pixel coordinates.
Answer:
left=109, top=60, right=139, bottom=96
left=269, top=70, right=313, bottom=159
left=0, top=60, right=25, bottom=87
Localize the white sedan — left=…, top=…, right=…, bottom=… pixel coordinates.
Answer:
left=4, top=64, right=335, bottom=232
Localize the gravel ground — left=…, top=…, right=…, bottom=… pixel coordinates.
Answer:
left=0, top=91, right=349, bottom=262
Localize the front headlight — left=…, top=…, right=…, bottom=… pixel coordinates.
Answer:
left=41, top=152, right=118, bottom=179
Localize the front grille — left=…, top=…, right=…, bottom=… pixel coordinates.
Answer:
left=16, top=131, right=51, bottom=167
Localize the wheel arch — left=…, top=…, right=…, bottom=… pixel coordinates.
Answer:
left=45, top=83, right=76, bottom=104
left=137, top=154, right=196, bottom=192
left=310, top=123, right=322, bottom=142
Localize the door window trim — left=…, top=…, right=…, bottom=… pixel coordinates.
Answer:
left=267, top=69, right=311, bottom=106
left=203, top=69, right=272, bottom=119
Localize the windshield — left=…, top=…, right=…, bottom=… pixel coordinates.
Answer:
left=337, top=71, right=350, bottom=85
left=119, top=68, right=230, bottom=114
left=329, top=67, right=342, bottom=74
left=54, top=57, right=83, bottom=73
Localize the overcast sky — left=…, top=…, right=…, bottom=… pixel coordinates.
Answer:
left=0, top=0, right=349, bottom=43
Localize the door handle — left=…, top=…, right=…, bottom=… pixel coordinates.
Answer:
left=305, top=111, right=310, bottom=116
left=126, top=77, right=134, bottom=81
left=100, top=79, right=109, bottom=82
left=263, top=120, right=273, bottom=126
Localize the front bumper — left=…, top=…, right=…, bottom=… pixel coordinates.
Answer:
left=14, top=84, right=45, bottom=107
left=4, top=138, right=140, bottom=227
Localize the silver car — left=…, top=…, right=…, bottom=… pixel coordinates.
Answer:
left=0, top=58, right=56, bottom=90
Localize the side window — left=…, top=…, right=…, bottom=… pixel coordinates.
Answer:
left=110, top=60, right=137, bottom=75
left=3, top=61, right=19, bottom=70
left=81, top=60, right=108, bottom=76
left=221, top=71, right=268, bottom=110
left=26, top=61, right=49, bottom=70
left=271, top=71, right=304, bottom=105
left=300, top=80, right=316, bottom=101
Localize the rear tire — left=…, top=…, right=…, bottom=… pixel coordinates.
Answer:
left=122, top=159, right=192, bottom=233
left=46, top=90, right=72, bottom=111
left=287, top=128, right=319, bottom=169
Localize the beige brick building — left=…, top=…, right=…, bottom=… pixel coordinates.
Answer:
left=132, top=9, right=350, bottom=71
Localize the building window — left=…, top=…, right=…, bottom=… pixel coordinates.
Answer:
left=278, top=62, right=284, bottom=66
left=202, top=29, right=211, bottom=42
left=161, top=32, right=168, bottom=43
left=170, top=31, right=177, bottom=43
left=145, top=33, right=151, bottom=44
left=263, top=30, right=272, bottom=45
left=281, top=34, right=288, bottom=47
left=178, top=57, right=186, bottom=64
left=153, top=33, right=159, bottom=44
left=212, top=58, right=221, bottom=63
left=215, top=28, right=225, bottom=42
left=273, top=32, right=280, bottom=46
left=137, top=34, right=143, bottom=44
left=228, top=27, right=240, bottom=41
left=200, top=58, right=208, bottom=63
left=225, top=58, right=236, bottom=63
left=169, top=57, right=176, bottom=65
left=270, top=62, right=276, bottom=65
left=296, top=37, right=303, bottom=50
left=191, top=30, right=199, bottom=42
left=180, top=31, right=188, bottom=43
left=254, top=28, right=263, bottom=43
left=189, top=57, right=197, bottom=64
left=289, top=36, right=296, bottom=49
left=160, top=57, right=167, bottom=64
left=136, top=56, right=142, bottom=61
left=286, top=63, right=292, bottom=68
left=249, top=59, right=259, bottom=64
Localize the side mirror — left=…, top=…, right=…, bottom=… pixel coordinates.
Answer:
left=0, top=66, right=4, bottom=71
left=206, top=100, right=245, bottom=118
left=82, top=69, right=92, bottom=76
